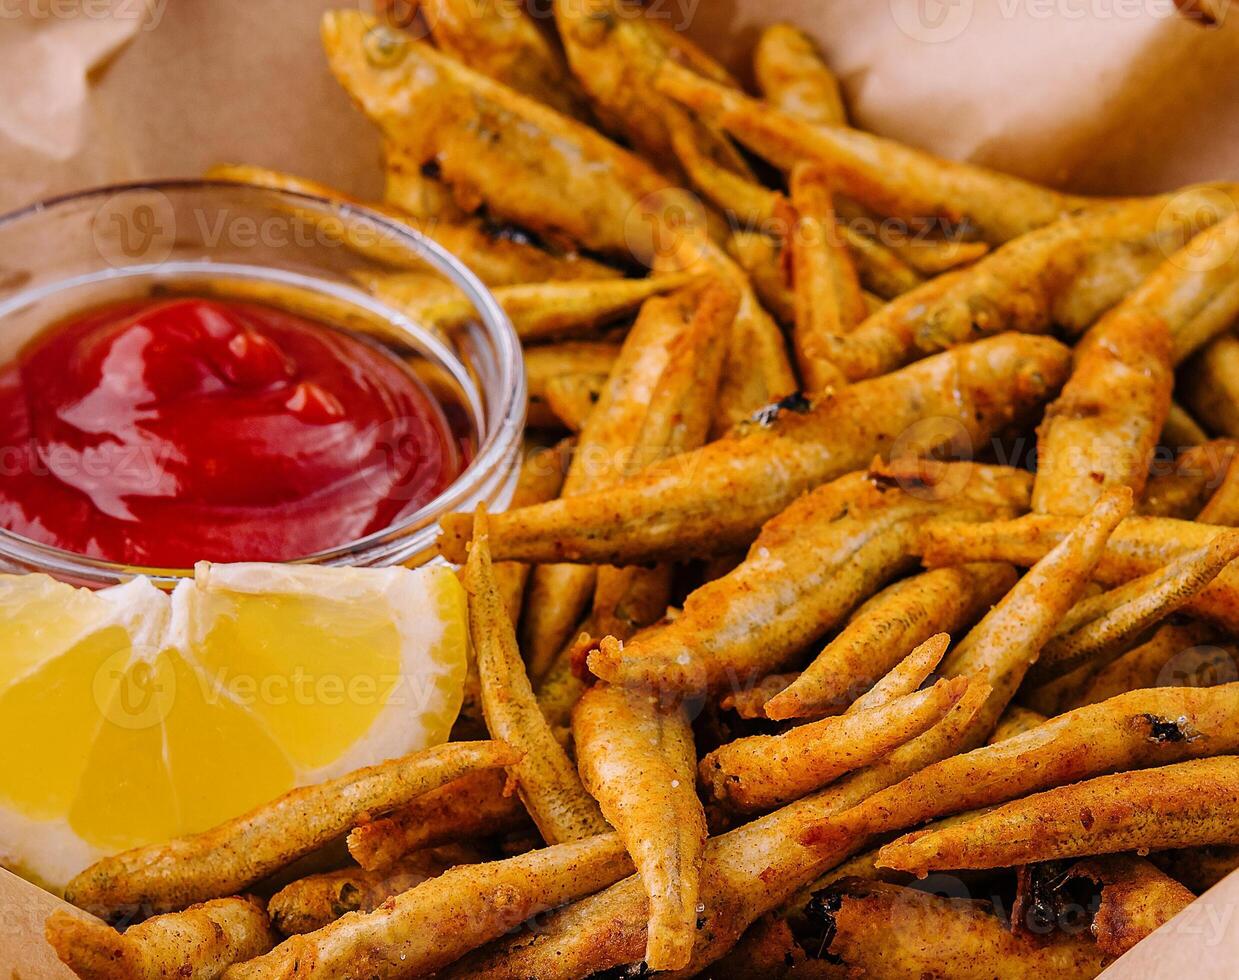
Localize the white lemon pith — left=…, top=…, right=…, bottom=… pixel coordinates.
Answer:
left=0, top=562, right=467, bottom=891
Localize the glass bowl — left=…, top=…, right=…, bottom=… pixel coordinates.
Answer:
left=0, top=180, right=525, bottom=587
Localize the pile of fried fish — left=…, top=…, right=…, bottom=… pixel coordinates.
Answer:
left=48, top=3, right=1239, bottom=977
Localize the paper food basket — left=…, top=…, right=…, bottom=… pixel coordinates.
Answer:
left=1, top=0, right=1238, bottom=974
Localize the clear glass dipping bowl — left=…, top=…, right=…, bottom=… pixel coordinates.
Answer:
left=0, top=180, right=525, bottom=587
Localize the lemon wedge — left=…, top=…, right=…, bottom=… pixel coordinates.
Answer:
left=0, top=562, right=467, bottom=891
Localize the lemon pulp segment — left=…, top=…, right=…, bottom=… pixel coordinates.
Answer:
left=0, top=564, right=467, bottom=889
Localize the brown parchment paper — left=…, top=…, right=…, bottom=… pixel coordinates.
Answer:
left=2, top=0, right=1239, bottom=975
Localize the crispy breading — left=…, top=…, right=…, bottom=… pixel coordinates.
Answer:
left=63, top=741, right=518, bottom=919
left=555, top=0, right=744, bottom=179
left=47, top=898, right=276, bottom=980
left=573, top=684, right=706, bottom=970
left=592, top=282, right=736, bottom=640
left=419, top=0, right=589, bottom=119
left=987, top=706, right=1047, bottom=744
left=917, top=511, right=1239, bottom=632
left=359, top=270, right=697, bottom=340
left=776, top=189, right=1237, bottom=383
left=346, top=769, right=528, bottom=872
left=268, top=847, right=475, bottom=935
left=587, top=466, right=1033, bottom=694
left=1138, top=439, right=1239, bottom=518
left=438, top=334, right=1069, bottom=566
left=918, top=488, right=1131, bottom=741
left=463, top=514, right=608, bottom=843
left=1183, top=331, right=1239, bottom=439
left=442, top=681, right=992, bottom=978
left=205, top=163, right=612, bottom=286
left=753, top=24, right=846, bottom=126
left=805, top=685, right=1239, bottom=854
left=655, top=61, right=1087, bottom=243
left=491, top=442, right=570, bottom=627
left=1035, top=212, right=1239, bottom=515
left=765, top=564, right=1015, bottom=721
left=225, top=834, right=632, bottom=979
left=525, top=345, right=618, bottom=431
left=816, top=879, right=1112, bottom=979
left=701, top=676, right=968, bottom=812
left=521, top=285, right=688, bottom=677
left=782, top=164, right=865, bottom=391
left=1054, top=620, right=1226, bottom=712
left=1026, top=531, right=1239, bottom=684
left=878, top=756, right=1239, bottom=874
left=1197, top=453, right=1239, bottom=524
left=1014, top=855, right=1195, bottom=957
left=322, top=11, right=671, bottom=256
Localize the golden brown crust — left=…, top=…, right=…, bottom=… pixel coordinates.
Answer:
left=361, top=270, right=697, bottom=341
left=438, top=334, right=1069, bottom=567
left=345, top=769, right=528, bottom=872
left=1033, top=305, right=1173, bottom=515
left=205, top=163, right=613, bottom=286
left=700, top=677, right=968, bottom=812
left=47, top=897, right=276, bottom=980
left=64, top=742, right=518, bottom=919
left=765, top=564, right=1015, bottom=721
left=1183, top=332, right=1239, bottom=439
left=879, top=756, right=1239, bottom=875
left=492, top=441, right=571, bottom=627
left=1014, top=855, right=1195, bottom=957
left=753, top=24, right=846, bottom=127
left=591, top=282, right=737, bottom=642
left=784, top=164, right=866, bottom=392
left=916, top=512, right=1239, bottom=632
left=267, top=847, right=473, bottom=935
left=444, top=682, right=994, bottom=979
left=1054, top=620, right=1224, bottom=712
left=554, top=0, right=742, bottom=178
left=226, top=834, right=632, bottom=979
left=987, top=706, right=1048, bottom=744
left=587, top=467, right=1032, bottom=695
left=764, top=188, right=1236, bottom=384
left=573, top=684, right=706, bottom=970
left=521, top=287, right=688, bottom=676
left=322, top=11, right=671, bottom=256
left=1026, top=531, right=1239, bottom=684
left=464, top=516, right=609, bottom=844
left=1139, top=439, right=1239, bottom=519
left=1197, top=453, right=1239, bottom=524
left=656, top=60, right=1086, bottom=244
left=808, top=684, right=1239, bottom=855
left=525, top=345, right=619, bottom=433
left=1033, top=213, right=1239, bottom=516
left=420, top=0, right=590, bottom=120
left=818, top=879, right=1111, bottom=979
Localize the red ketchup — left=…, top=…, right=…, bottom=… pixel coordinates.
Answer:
left=0, top=297, right=466, bottom=567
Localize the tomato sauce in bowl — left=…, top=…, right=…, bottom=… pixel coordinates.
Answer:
left=0, top=297, right=467, bottom=567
